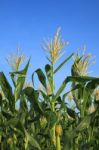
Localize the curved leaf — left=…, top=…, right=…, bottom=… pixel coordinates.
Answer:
left=0, top=72, right=15, bottom=111
left=25, top=130, right=41, bottom=150
left=14, top=59, right=30, bottom=101
left=32, top=68, right=47, bottom=89
left=54, top=76, right=99, bottom=101
left=45, top=64, right=52, bottom=86
left=54, top=53, right=74, bottom=74
left=23, top=87, right=44, bottom=115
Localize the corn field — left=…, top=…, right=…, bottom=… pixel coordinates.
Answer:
left=0, top=29, right=99, bottom=150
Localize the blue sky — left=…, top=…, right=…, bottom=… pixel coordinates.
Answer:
left=0, top=0, right=99, bottom=87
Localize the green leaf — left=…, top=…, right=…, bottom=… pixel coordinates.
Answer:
left=23, top=87, right=44, bottom=115
left=64, top=114, right=93, bottom=149
left=45, top=111, right=58, bottom=129
left=70, top=115, right=92, bottom=139
left=32, top=68, right=47, bottom=89
left=66, top=107, right=77, bottom=119
left=54, top=53, right=74, bottom=74
left=86, top=80, right=99, bottom=91
left=25, top=130, right=41, bottom=150
left=67, top=76, right=99, bottom=83
left=0, top=72, right=15, bottom=111
left=9, top=72, right=16, bottom=87
left=62, top=84, right=82, bottom=101
left=7, top=118, right=25, bottom=134
left=40, top=90, right=50, bottom=101
left=54, top=78, right=68, bottom=101
left=7, top=118, right=19, bottom=126
left=54, top=76, right=99, bottom=102
left=45, top=64, right=52, bottom=77
left=14, top=59, right=30, bottom=101
left=2, top=110, right=14, bottom=119
left=45, top=64, right=52, bottom=86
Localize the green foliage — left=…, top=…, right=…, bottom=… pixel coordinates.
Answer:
left=0, top=31, right=99, bottom=150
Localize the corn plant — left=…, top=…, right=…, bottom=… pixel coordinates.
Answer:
left=0, top=29, right=99, bottom=150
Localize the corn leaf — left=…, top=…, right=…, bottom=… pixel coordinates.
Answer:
left=54, top=53, right=74, bottom=74
left=23, top=87, right=44, bottom=115
left=0, top=72, right=15, bottom=111
left=32, top=68, right=47, bottom=89
left=45, top=64, right=52, bottom=86
left=25, top=130, right=41, bottom=150
left=14, top=59, right=30, bottom=101
left=54, top=76, right=99, bottom=102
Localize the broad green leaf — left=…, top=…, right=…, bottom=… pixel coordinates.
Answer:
left=64, top=114, right=93, bottom=149
left=2, top=110, right=14, bottom=119
left=7, top=118, right=25, bottom=133
left=82, top=87, right=91, bottom=116
left=25, top=130, right=41, bottom=150
left=7, top=118, right=19, bottom=126
left=62, top=84, right=82, bottom=101
left=86, top=80, right=99, bottom=91
left=45, top=111, right=58, bottom=129
left=23, top=87, right=44, bottom=115
left=9, top=72, right=16, bottom=87
left=54, top=76, right=99, bottom=101
left=19, top=94, right=28, bottom=112
left=66, top=107, right=77, bottom=119
left=0, top=72, right=15, bottom=112
left=53, top=78, right=68, bottom=101
left=70, top=114, right=93, bottom=140
left=77, top=116, right=91, bottom=130
left=54, top=53, right=74, bottom=74
left=45, top=64, right=52, bottom=78
left=67, top=76, right=99, bottom=83
left=14, top=59, right=30, bottom=101
left=32, top=68, right=47, bottom=89
left=45, top=64, right=52, bottom=87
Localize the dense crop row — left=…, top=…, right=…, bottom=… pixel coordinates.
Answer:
left=0, top=29, right=99, bottom=150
